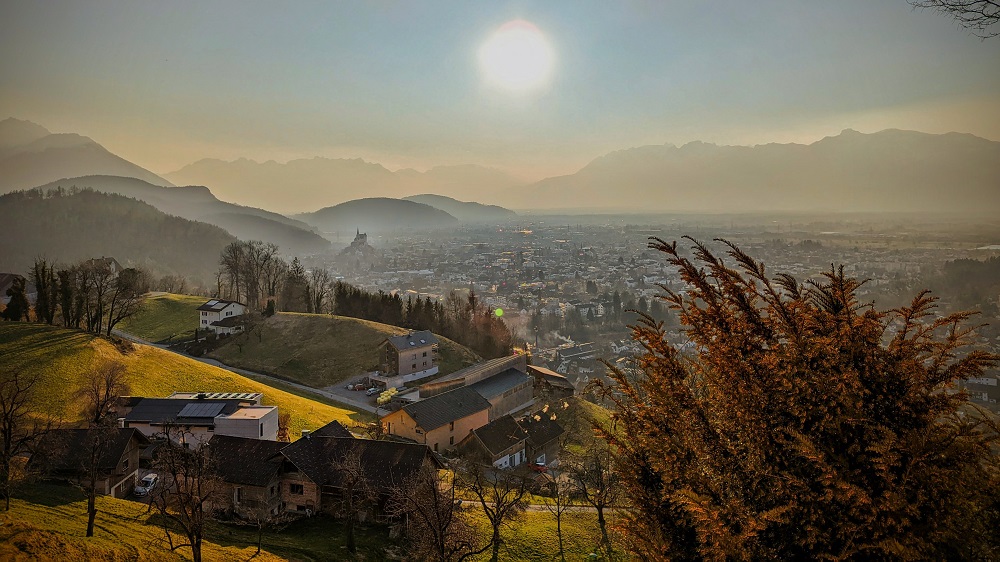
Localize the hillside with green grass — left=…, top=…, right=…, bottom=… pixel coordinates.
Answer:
left=118, top=292, right=206, bottom=343
left=0, top=323, right=367, bottom=435
left=207, top=312, right=480, bottom=388
left=2, top=483, right=389, bottom=561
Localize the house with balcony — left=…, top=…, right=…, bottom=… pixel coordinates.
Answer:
left=197, top=299, right=247, bottom=335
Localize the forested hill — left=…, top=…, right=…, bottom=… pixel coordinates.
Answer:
left=0, top=189, right=234, bottom=284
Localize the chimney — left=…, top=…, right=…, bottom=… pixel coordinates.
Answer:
left=117, top=417, right=126, bottom=428
left=301, top=429, right=311, bottom=439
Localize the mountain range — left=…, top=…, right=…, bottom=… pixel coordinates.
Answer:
left=30, top=175, right=331, bottom=256
left=165, top=157, right=525, bottom=214
left=5, top=117, right=999, bottom=217
left=0, top=118, right=172, bottom=191
left=507, top=129, right=1000, bottom=214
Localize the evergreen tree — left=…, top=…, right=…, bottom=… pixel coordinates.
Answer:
left=1, top=278, right=30, bottom=322
left=594, top=238, right=1000, bottom=560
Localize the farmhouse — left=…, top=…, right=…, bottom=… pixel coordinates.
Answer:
left=122, top=392, right=278, bottom=445
left=30, top=428, right=149, bottom=499
left=197, top=299, right=247, bottom=335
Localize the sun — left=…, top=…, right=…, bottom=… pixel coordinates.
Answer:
left=478, top=20, right=554, bottom=92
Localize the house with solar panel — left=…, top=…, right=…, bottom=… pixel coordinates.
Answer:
left=121, top=391, right=278, bottom=446
left=197, top=299, right=247, bottom=335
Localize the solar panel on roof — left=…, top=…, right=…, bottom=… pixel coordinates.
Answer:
left=177, top=402, right=226, bottom=418
left=206, top=299, right=218, bottom=305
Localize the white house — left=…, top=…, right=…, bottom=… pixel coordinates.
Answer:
left=197, top=299, right=247, bottom=335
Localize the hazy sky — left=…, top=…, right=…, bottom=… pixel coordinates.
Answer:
left=2, top=1, right=998, bottom=180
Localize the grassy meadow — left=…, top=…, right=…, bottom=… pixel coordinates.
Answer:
left=1, top=483, right=389, bottom=561
left=0, top=323, right=367, bottom=434
left=207, top=312, right=480, bottom=388
left=118, top=292, right=206, bottom=343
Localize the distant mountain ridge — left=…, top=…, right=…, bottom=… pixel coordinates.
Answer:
left=510, top=129, right=1000, bottom=213
left=295, top=197, right=459, bottom=235
left=402, top=194, right=516, bottom=222
left=0, top=118, right=173, bottom=191
left=165, top=157, right=525, bottom=213
left=30, top=176, right=330, bottom=255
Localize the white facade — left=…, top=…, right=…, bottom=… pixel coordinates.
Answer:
left=198, top=300, right=247, bottom=334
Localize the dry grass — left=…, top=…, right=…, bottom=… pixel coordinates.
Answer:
left=207, top=312, right=480, bottom=388
left=0, top=323, right=368, bottom=435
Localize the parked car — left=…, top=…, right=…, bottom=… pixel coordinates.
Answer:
left=134, top=473, right=158, bottom=497
left=354, top=383, right=366, bottom=391
left=531, top=462, right=548, bottom=473
left=366, top=387, right=381, bottom=396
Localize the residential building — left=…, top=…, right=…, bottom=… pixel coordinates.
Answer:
left=123, top=392, right=278, bottom=445
left=459, top=414, right=528, bottom=469
left=379, top=330, right=439, bottom=378
left=208, top=434, right=287, bottom=516
left=528, top=364, right=576, bottom=400
left=197, top=299, right=247, bottom=335
left=381, top=386, right=490, bottom=453
left=418, top=355, right=534, bottom=421
left=30, top=428, right=148, bottom=498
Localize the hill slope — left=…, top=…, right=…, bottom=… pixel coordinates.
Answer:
left=402, top=193, right=516, bottom=222
left=511, top=129, right=1000, bottom=213
left=0, top=189, right=235, bottom=283
left=32, top=175, right=330, bottom=256
left=207, top=312, right=480, bottom=388
left=0, top=323, right=365, bottom=435
left=118, top=293, right=206, bottom=343
left=0, top=118, right=172, bottom=191
left=296, top=197, right=459, bottom=234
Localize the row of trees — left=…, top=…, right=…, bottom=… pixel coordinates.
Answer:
left=2, top=258, right=149, bottom=337
left=333, top=284, right=516, bottom=359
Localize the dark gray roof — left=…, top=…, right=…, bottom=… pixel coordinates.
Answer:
left=197, top=299, right=242, bottom=312
left=384, top=330, right=439, bottom=351
left=469, top=368, right=531, bottom=400
left=519, top=413, right=565, bottom=448
left=310, top=420, right=354, bottom=438
left=30, top=428, right=148, bottom=474
left=471, top=415, right=527, bottom=456
left=125, top=398, right=243, bottom=425
left=280, top=436, right=439, bottom=489
left=401, top=386, right=490, bottom=431
left=210, top=315, right=245, bottom=328
left=208, top=435, right=286, bottom=487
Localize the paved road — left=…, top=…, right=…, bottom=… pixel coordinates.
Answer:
left=111, top=329, right=378, bottom=414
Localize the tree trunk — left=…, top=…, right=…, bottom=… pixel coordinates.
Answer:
left=192, top=537, right=202, bottom=562
left=557, top=512, right=566, bottom=562
left=346, top=514, right=356, bottom=553
left=86, top=490, right=96, bottom=537
left=597, top=506, right=612, bottom=558
left=256, top=523, right=263, bottom=555
left=491, top=527, right=501, bottom=562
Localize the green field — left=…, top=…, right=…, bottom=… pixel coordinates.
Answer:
left=207, top=312, right=481, bottom=388
left=1, top=483, right=389, bottom=561
left=119, top=292, right=206, bottom=343
left=0, top=323, right=367, bottom=435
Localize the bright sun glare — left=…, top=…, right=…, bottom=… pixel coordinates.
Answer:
left=479, top=20, right=554, bottom=92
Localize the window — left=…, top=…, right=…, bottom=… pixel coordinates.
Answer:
left=449, top=436, right=454, bottom=445
left=290, top=483, right=304, bottom=495
left=296, top=504, right=306, bottom=512
left=412, top=364, right=417, bottom=369
left=422, top=351, right=427, bottom=357
left=412, top=354, right=417, bottom=360
left=260, top=423, right=264, bottom=437
left=449, top=421, right=454, bottom=431
left=208, top=426, right=214, bottom=432
left=423, top=361, right=427, bottom=367
left=434, top=443, right=439, bottom=452
left=235, top=487, right=243, bottom=504
left=270, top=485, right=276, bottom=497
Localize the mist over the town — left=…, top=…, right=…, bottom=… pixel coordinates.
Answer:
left=1, top=2, right=999, bottom=561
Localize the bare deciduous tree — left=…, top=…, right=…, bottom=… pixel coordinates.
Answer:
left=910, top=0, right=1000, bottom=37
left=387, top=461, right=475, bottom=562
left=150, top=427, right=222, bottom=562
left=331, top=445, right=378, bottom=554
left=78, top=359, right=130, bottom=424
left=454, top=458, right=529, bottom=562
left=0, top=369, right=54, bottom=511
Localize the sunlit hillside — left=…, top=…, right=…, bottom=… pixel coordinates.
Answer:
left=207, top=312, right=481, bottom=388
left=0, top=323, right=367, bottom=434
